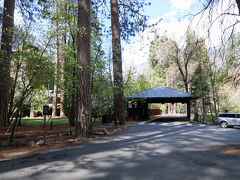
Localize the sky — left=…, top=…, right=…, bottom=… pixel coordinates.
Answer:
left=143, top=0, right=199, bottom=18
left=122, top=0, right=201, bottom=71
left=122, top=0, right=240, bottom=73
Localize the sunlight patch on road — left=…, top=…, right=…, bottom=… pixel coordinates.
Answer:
left=155, top=148, right=173, bottom=155
left=204, top=167, right=225, bottom=177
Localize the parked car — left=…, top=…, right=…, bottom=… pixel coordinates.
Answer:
left=215, top=112, right=240, bottom=128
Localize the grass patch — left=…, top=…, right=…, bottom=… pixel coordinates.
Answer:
left=21, top=117, right=102, bottom=126
left=21, top=118, right=69, bottom=126
left=205, top=113, right=216, bottom=121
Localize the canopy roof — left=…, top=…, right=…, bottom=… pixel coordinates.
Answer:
left=126, top=86, right=194, bottom=103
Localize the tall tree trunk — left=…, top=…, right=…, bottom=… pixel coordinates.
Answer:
left=69, top=79, right=76, bottom=126
left=0, top=0, right=15, bottom=127
left=211, top=81, right=218, bottom=115
left=210, top=70, right=218, bottom=115
left=111, top=0, right=125, bottom=126
left=166, top=70, right=170, bottom=114
left=69, top=41, right=76, bottom=126
left=173, top=103, right=176, bottom=114
left=184, top=78, right=188, bottom=93
left=8, top=60, right=21, bottom=123
left=75, top=0, right=92, bottom=137
left=236, top=0, right=240, bottom=14
left=60, top=0, right=66, bottom=118
left=167, top=104, right=170, bottom=114
left=9, top=113, right=18, bottom=144
left=52, top=0, right=59, bottom=118
left=202, top=99, right=206, bottom=120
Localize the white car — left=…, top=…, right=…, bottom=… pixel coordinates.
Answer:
left=215, top=113, right=240, bottom=128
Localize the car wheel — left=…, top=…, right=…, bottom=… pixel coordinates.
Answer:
left=221, top=121, right=228, bottom=128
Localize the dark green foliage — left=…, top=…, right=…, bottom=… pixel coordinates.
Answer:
left=148, top=35, right=182, bottom=89
left=8, top=29, right=54, bottom=122
left=191, top=65, right=210, bottom=99
left=117, top=0, right=150, bottom=41
left=93, top=0, right=150, bottom=41
left=191, top=40, right=212, bottom=117
left=124, top=72, right=151, bottom=96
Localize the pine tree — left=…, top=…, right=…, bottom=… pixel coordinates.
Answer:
left=52, top=0, right=59, bottom=118
left=60, top=0, right=66, bottom=118
left=75, top=0, right=92, bottom=137
left=111, top=0, right=126, bottom=126
left=0, top=0, right=16, bottom=127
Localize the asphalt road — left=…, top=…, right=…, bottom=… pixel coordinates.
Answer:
left=0, top=121, right=240, bottom=180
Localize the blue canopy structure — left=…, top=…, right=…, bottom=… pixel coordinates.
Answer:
left=126, top=86, right=194, bottom=100
left=126, top=86, right=195, bottom=121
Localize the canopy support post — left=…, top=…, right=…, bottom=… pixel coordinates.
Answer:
left=187, top=100, right=191, bottom=121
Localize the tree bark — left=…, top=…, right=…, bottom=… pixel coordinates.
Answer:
left=187, top=100, right=191, bottom=121
left=235, top=0, right=240, bottom=14
left=173, top=103, right=176, bottom=114
left=52, top=0, right=59, bottom=118
left=184, top=79, right=189, bottom=93
left=69, top=49, right=76, bottom=126
left=111, top=0, right=125, bottom=126
left=8, top=60, right=21, bottom=123
left=68, top=30, right=77, bottom=126
left=75, top=0, right=92, bottom=137
left=0, top=0, right=15, bottom=127
left=60, top=0, right=67, bottom=118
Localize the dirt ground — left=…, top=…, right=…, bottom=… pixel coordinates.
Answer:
left=0, top=121, right=137, bottom=159
left=220, top=145, right=240, bottom=154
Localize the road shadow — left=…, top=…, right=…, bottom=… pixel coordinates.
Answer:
left=0, top=122, right=240, bottom=180
left=150, top=114, right=188, bottom=122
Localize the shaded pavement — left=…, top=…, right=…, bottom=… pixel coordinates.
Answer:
left=0, top=121, right=240, bottom=180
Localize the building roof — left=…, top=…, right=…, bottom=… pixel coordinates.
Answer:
left=126, top=86, right=193, bottom=100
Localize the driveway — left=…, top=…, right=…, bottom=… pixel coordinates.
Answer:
left=0, top=121, right=240, bottom=180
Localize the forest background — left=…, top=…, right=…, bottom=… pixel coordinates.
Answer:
left=1, top=0, right=240, bottom=139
